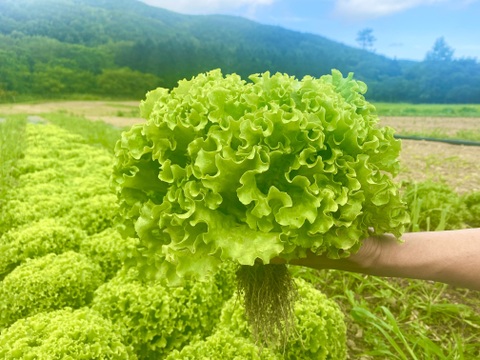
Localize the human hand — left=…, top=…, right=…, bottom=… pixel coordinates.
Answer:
left=272, top=229, right=480, bottom=291
left=270, top=233, right=398, bottom=274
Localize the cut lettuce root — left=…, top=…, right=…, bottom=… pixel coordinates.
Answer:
left=236, top=263, right=297, bottom=348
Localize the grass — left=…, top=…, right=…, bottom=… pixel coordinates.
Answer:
left=395, top=130, right=480, bottom=143
left=374, top=102, right=480, bottom=118
left=451, top=129, right=480, bottom=142
left=45, top=112, right=124, bottom=152
left=1, top=107, right=480, bottom=359
left=0, top=115, right=26, bottom=235
left=107, top=102, right=141, bottom=117
left=374, top=103, right=480, bottom=142
left=290, top=267, right=480, bottom=359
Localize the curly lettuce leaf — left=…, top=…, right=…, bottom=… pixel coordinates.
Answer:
left=113, top=69, right=409, bottom=281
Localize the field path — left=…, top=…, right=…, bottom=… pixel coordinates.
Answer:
left=0, top=100, right=145, bottom=127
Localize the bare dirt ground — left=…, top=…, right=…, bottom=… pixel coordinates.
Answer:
left=380, top=116, right=480, bottom=194
left=381, top=116, right=479, bottom=136
left=1, top=101, right=479, bottom=194
left=393, top=138, right=480, bottom=194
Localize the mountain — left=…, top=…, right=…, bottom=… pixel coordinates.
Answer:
left=0, top=0, right=400, bottom=79
left=0, top=0, right=186, bottom=45
left=0, top=0, right=479, bottom=103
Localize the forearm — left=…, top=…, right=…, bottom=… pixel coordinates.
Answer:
left=370, top=229, right=480, bottom=290
left=290, top=228, right=480, bottom=291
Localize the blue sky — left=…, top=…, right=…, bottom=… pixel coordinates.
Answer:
left=139, top=0, right=480, bottom=61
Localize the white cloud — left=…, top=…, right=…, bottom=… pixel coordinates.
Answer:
left=139, top=0, right=274, bottom=15
left=333, top=0, right=447, bottom=19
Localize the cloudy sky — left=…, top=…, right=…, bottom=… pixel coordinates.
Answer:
left=139, top=0, right=480, bottom=61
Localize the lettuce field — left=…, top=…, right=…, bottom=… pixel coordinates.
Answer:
left=1, top=102, right=480, bottom=359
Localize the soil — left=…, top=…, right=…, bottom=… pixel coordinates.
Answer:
left=1, top=101, right=479, bottom=194
left=379, top=116, right=480, bottom=194
left=394, top=138, right=480, bottom=194
left=380, top=116, right=479, bottom=136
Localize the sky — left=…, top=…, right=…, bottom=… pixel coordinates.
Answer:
left=139, top=0, right=480, bottom=61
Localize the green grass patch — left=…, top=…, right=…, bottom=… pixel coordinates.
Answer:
left=374, top=102, right=480, bottom=117
left=0, top=116, right=26, bottom=178
left=0, top=115, right=27, bottom=234
left=396, top=129, right=480, bottom=142
left=115, top=109, right=141, bottom=118
left=292, top=268, right=480, bottom=359
left=455, top=129, right=480, bottom=142
left=45, top=112, right=124, bottom=152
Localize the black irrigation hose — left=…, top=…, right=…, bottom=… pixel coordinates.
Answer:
left=394, top=134, right=480, bottom=147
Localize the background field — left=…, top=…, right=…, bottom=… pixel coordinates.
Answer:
left=2, top=100, right=479, bottom=194
left=1, top=101, right=479, bottom=359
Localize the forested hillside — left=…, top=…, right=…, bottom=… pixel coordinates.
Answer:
left=0, top=0, right=479, bottom=103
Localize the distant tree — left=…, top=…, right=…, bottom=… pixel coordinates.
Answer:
left=425, top=37, right=454, bottom=62
left=356, top=28, right=376, bottom=51
left=31, top=64, right=96, bottom=95
left=96, top=68, right=161, bottom=98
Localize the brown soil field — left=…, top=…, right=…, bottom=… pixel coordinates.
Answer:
left=1, top=101, right=479, bottom=194
left=394, top=138, right=480, bottom=194
left=380, top=116, right=480, bottom=194
left=381, top=116, right=479, bottom=136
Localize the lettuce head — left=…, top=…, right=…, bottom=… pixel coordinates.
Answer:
left=112, top=69, right=409, bottom=282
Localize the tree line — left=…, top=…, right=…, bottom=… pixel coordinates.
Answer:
left=0, top=35, right=162, bottom=101
left=0, top=0, right=479, bottom=103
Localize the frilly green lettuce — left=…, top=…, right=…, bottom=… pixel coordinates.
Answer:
left=166, top=278, right=347, bottom=359
left=0, top=251, right=104, bottom=329
left=113, top=69, right=409, bottom=282
left=91, top=265, right=236, bottom=358
left=0, top=308, right=136, bottom=359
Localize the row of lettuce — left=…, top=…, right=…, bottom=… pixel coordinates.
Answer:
left=0, top=117, right=347, bottom=359
left=0, top=115, right=478, bottom=359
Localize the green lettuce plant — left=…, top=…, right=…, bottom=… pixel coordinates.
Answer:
left=91, top=266, right=236, bottom=358
left=0, top=308, right=136, bottom=359
left=166, top=329, right=279, bottom=360
left=66, top=194, right=119, bottom=235
left=0, top=251, right=104, bottom=329
left=79, top=228, right=139, bottom=279
left=0, top=218, right=85, bottom=279
left=113, top=68, right=408, bottom=279
left=222, top=278, right=347, bottom=359
left=3, top=123, right=116, bottom=231
left=113, top=69, right=409, bottom=345
left=168, top=278, right=347, bottom=359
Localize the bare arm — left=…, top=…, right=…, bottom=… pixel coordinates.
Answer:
left=284, top=228, right=480, bottom=291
